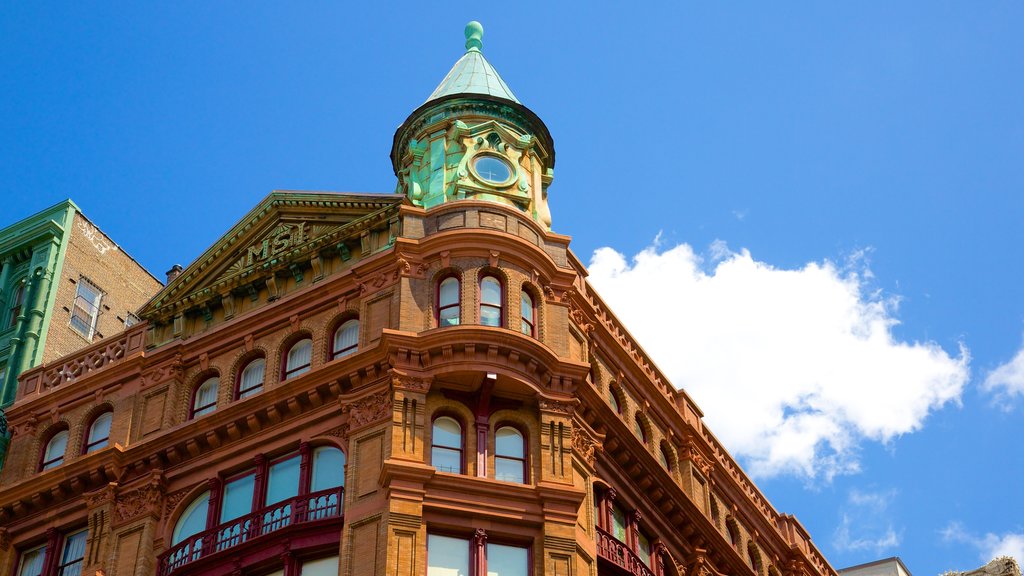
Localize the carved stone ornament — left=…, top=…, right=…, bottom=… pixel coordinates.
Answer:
left=392, top=373, right=431, bottom=393
left=83, top=483, right=118, bottom=508
left=682, top=438, right=714, bottom=477
left=114, top=479, right=164, bottom=525
left=344, top=390, right=392, bottom=429
left=571, top=424, right=599, bottom=467
left=320, top=425, right=347, bottom=439
left=538, top=398, right=575, bottom=415
left=567, top=301, right=595, bottom=336
left=162, top=488, right=193, bottom=521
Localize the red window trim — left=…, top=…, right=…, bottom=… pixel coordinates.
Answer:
left=189, top=376, right=219, bottom=420
left=430, top=413, right=466, bottom=475
left=235, top=356, right=266, bottom=400
left=478, top=273, right=504, bottom=328
left=81, top=409, right=112, bottom=454
left=281, top=337, right=313, bottom=380
left=493, top=423, right=529, bottom=484
left=38, top=427, right=69, bottom=472
left=426, top=529, right=533, bottom=576
left=330, top=317, right=360, bottom=360
left=520, top=288, right=536, bottom=337
left=435, top=274, right=461, bottom=327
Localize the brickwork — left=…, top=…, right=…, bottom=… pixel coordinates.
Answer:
left=43, top=212, right=161, bottom=364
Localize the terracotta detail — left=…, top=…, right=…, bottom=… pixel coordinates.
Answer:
left=344, top=389, right=392, bottom=430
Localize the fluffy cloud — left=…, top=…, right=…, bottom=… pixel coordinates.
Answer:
left=833, top=489, right=901, bottom=554
left=982, top=346, right=1024, bottom=407
left=587, top=240, right=970, bottom=480
left=942, top=522, right=1024, bottom=565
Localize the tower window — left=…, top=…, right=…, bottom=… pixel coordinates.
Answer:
left=70, top=277, right=103, bottom=340
left=437, top=276, right=460, bottom=327
left=473, top=155, right=512, bottom=185
left=520, top=291, right=535, bottom=337
left=479, top=275, right=502, bottom=327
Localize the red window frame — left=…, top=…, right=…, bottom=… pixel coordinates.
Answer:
left=282, top=338, right=313, bottom=380
left=436, top=274, right=461, bottom=327
left=493, top=424, right=528, bottom=484
left=189, top=377, right=219, bottom=420
left=426, top=530, right=532, bottom=576
left=520, top=289, right=535, bottom=337
left=39, top=427, right=69, bottom=471
left=82, top=410, right=112, bottom=454
left=430, top=414, right=465, bottom=474
left=235, top=356, right=266, bottom=400
left=331, top=318, right=360, bottom=359
left=478, top=273, right=504, bottom=328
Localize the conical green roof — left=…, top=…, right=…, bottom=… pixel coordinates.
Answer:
left=425, top=22, right=520, bottom=104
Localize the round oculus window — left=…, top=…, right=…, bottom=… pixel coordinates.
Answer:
left=473, top=156, right=513, bottom=185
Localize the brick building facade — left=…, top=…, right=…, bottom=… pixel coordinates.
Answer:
left=0, top=23, right=838, bottom=576
left=0, top=200, right=162, bottom=469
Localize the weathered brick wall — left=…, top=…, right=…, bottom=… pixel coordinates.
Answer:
left=43, top=212, right=162, bottom=363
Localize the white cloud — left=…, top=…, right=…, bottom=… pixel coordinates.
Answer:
left=982, top=346, right=1024, bottom=408
left=833, top=489, right=900, bottom=554
left=942, top=522, right=1024, bottom=565
left=587, top=240, right=970, bottom=480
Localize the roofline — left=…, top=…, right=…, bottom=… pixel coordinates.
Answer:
left=71, top=211, right=163, bottom=286
left=0, top=198, right=78, bottom=237
left=390, top=92, right=556, bottom=175
left=838, top=557, right=912, bottom=576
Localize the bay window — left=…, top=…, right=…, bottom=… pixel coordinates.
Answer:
left=437, top=276, right=461, bottom=327
left=431, top=416, right=463, bottom=474
left=479, top=275, right=502, bottom=327
left=427, top=532, right=528, bottom=576
left=519, top=291, right=534, bottom=337
left=494, top=426, right=526, bottom=484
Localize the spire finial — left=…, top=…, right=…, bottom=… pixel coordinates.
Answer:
left=465, top=21, right=483, bottom=52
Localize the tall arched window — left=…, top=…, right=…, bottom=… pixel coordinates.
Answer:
left=41, top=428, right=69, bottom=470
left=494, top=426, right=526, bottom=484
left=310, top=446, right=346, bottom=520
left=609, top=386, right=623, bottom=414
left=8, top=281, right=24, bottom=328
left=520, top=290, right=535, bottom=336
left=659, top=443, right=673, bottom=471
left=332, top=319, right=359, bottom=359
left=634, top=413, right=648, bottom=444
left=437, top=276, right=460, bottom=327
left=84, top=410, right=112, bottom=453
left=431, top=416, right=463, bottom=474
left=479, top=275, right=503, bottom=327
left=191, top=377, right=219, bottom=419
left=236, top=358, right=265, bottom=399
left=284, top=338, right=312, bottom=379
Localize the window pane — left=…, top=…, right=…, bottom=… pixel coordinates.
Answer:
left=220, top=475, right=255, bottom=522
left=520, top=293, right=533, bottom=335
left=334, top=320, right=359, bottom=357
left=475, top=156, right=511, bottom=183
left=193, top=378, right=218, bottom=416
left=439, top=278, right=459, bottom=307
left=239, top=359, right=265, bottom=398
left=481, top=277, right=501, bottom=306
left=427, top=534, right=469, bottom=576
left=432, top=447, right=461, bottom=473
left=286, top=339, right=312, bottom=376
left=60, top=530, right=87, bottom=576
left=87, top=412, right=112, bottom=450
left=266, top=455, right=301, bottom=505
left=301, top=556, right=340, bottom=576
left=439, top=306, right=460, bottom=326
left=44, top=430, right=69, bottom=468
left=637, top=532, right=651, bottom=566
left=311, top=447, right=346, bottom=492
left=480, top=305, right=501, bottom=327
left=433, top=417, right=461, bottom=448
left=612, top=505, right=627, bottom=541
left=18, top=545, right=45, bottom=576
left=486, top=543, right=528, bottom=576
left=495, top=458, right=525, bottom=484
left=173, top=491, right=209, bottom=545
left=495, top=427, right=524, bottom=458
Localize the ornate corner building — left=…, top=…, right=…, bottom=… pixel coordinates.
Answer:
left=0, top=23, right=838, bottom=576
left=0, top=200, right=163, bottom=469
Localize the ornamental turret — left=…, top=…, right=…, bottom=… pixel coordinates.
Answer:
left=391, top=22, right=555, bottom=230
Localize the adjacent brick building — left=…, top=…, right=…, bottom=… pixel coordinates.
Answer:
left=0, top=23, right=839, bottom=576
left=0, top=200, right=162, bottom=469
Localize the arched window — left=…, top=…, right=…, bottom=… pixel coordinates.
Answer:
left=659, top=443, right=673, bottom=471
left=41, top=429, right=69, bottom=470
left=173, top=491, right=210, bottom=546
left=84, top=410, right=112, bottom=453
left=332, top=319, right=359, bottom=359
left=8, top=281, right=25, bottom=328
left=479, top=275, right=502, bottom=327
left=284, top=338, right=312, bottom=379
left=310, top=446, right=346, bottom=520
left=236, top=358, right=265, bottom=399
left=609, top=386, right=623, bottom=414
left=437, top=276, right=460, bottom=327
left=431, top=416, right=463, bottom=474
left=494, top=426, right=527, bottom=483
left=748, top=544, right=764, bottom=575
left=191, top=377, right=219, bottom=419
left=634, top=413, right=648, bottom=444
left=726, top=518, right=741, bottom=549
left=520, top=290, right=535, bottom=336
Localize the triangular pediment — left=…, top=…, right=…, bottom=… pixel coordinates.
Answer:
left=139, top=191, right=404, bottom=321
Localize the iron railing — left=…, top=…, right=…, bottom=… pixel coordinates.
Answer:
left=596, top=526, right=656, bottom=576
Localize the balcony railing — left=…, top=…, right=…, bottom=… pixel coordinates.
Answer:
left=158, top=486, right=344, bottom=575
left=596, top=526, right=656, bottom=576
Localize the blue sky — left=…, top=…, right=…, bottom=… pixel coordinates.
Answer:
left=2, top=3, right=1022, bottom=574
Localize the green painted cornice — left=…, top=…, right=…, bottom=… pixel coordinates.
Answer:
left=0, top=199, right=76, bottom=260
left=138, top=191, right=405, bottom=321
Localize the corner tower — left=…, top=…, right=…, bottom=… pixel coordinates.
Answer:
left=392, top=22, right=555, bottom=230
